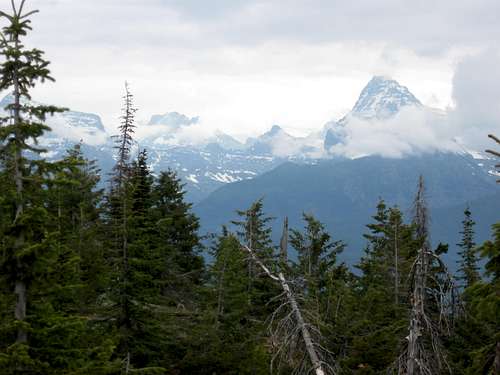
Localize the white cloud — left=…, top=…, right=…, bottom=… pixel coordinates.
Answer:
left=329, top=107, right=459, bottom=158
left=1, top=0, right=498, bottom=151
left=449, top=50, right=500, bottom=150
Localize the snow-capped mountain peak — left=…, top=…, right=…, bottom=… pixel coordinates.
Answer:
left=350, top=76, right=422, bottom=120
left=0, top=93, right=107, bottom=142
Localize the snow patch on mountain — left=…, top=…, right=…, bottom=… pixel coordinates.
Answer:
left=350, top=76, right=422, bottom=120
left=0, top=94, right=108, bottom=145
left=186, top=174, right=199, bottom=184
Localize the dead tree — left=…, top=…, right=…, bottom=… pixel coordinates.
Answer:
left=485, top=134, right=500, bottom=183
left=280, top=216, right=289, bottom=263
left=398, top=176, right=459, bottom=375
left=241, top=244, right=335, bottom=375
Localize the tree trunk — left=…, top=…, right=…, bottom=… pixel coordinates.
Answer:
left=242, top=245, right=327, bottom=375
left=407, top=248, right=426, bottom=374
left=279, top=273, right=325, bottom=375
left=280, top=217, right=288, bottom=263
left=13, top=35, right=27, bottom=344
left=494, top=341, right=500, bottom=375
left=14, top=278, right=27, bottom=343
left=216, top=254, right=227, bottom=319
left=394, top=221, right=399, bottom=305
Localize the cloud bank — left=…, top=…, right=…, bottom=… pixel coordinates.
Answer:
left=329, top=51, right=500, bottom=158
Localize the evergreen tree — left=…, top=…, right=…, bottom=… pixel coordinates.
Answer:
left=0, top=2, right=117, bottom=373
left=105, top=159, right=204, bottom=372
left=464, top=223, right=500, bottom=374
left=199, top=229, right=269, bottom=374
left=150, top=169, right=202, bottom=281
left=288, top=213, right=350, bottom=373
left=0, top=0, right=65, bottom=346
left=346, top=201, right=416, bottom=373
left=232, top=198, right=274, bottom=259
left=290, top=213, right=346, bottom=304
left=231, top=198, right=277, bottom=316
left=105, top=82, right=138, bottom=371
left=457, top=206, right=480, bottom=288
left=146, top=169, right=205, bottom=373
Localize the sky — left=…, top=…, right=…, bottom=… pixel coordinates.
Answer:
left=3, top=0, right=500, bottom=142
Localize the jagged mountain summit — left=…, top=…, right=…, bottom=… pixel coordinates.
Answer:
left=350, top=75, right=422, bottom=120
left=324, top=76, right=427, bottom=152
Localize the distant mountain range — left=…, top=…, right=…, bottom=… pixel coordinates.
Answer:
left=1, top=76, right=495, bottom=203
left=1, top=77, right=498, bottom=268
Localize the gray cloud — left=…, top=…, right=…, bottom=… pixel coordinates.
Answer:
left=26, top=0, right=500, bottom=54
left=451, top=50, right=500, bottom=123
left=2, top=0, right=498, bottom=147
left=156, top=1, right=500, bottom=54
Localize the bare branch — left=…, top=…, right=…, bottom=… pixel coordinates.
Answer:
left=241, top=244, right=335, bottom=374
left=488, top=134, right=500, bottom=145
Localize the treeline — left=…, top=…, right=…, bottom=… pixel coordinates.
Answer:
left=0, top=2, right=499, bottom=374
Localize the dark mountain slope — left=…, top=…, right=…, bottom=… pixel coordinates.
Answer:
left=194, top=153, right=499, bottom=266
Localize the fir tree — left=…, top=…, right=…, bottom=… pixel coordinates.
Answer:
left=290, top=213, right=345, bottom=301
left=232, top=198, right=274, bottom=259
left=0, top=2, right=116, bottom=369
left=0, top=0, right=66, bottom=347
left=464, top=223, right=500, bottom=374
left=457, top=206, right=480, bottom=288
left=231, top=199, right=277, bottom=318
left=202, top=230, right=269, bottom=374
left=150, top=169, right=202, bottom=281
left=346, top=201, right=415, bottom=373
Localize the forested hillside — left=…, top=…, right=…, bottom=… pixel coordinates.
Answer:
left=0, top=2, right=498, bottom=374
left=195, top=154, right=500, bottom=266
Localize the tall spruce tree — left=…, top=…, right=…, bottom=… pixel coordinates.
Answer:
left=0, top=2, right=117, bottom=372
left=107, top=82, right=137, bottom=343
left=0, top=0, right=65, bottom=346
left=290, top=213, right=346, bottom=303
left=202, top=229, right=269, bottom=374
left=230, top=200, right=283, bottom=371
left=457, top=207, right=480, bottom=288
left=288, top=213, right=349, bottom=373
left=231, top=198, right=276, bottom=312
left=146, top=169, right=204, bottom=372
left=346, top=201, right=416, bottom=373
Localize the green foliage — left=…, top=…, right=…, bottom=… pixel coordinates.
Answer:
left=231, top=198, right=279, bottom=320
left=460, top=223, right=500, bottom=374
left=199, top=230, right=270, bottom=374
left=344, top=201, right=417, bottom=374
left=457, top=207, right=480, bottom=288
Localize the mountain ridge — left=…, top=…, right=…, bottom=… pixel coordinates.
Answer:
left=0, top=76, right=491, bottom=203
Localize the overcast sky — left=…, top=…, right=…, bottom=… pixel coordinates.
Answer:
left=6, top=0, right=500, bottom=140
